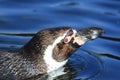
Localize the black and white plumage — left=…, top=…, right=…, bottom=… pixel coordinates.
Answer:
left=0, top=27, right=104, bottom=80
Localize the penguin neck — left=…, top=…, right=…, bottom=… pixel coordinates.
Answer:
left=19, top=32, right=68, bottom=73
left=19, top=31, right=68, bottom=61
left=43, top=33, right=68, bottom=73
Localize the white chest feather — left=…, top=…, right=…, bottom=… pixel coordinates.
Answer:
left=43, top=33, right=68, bottom=73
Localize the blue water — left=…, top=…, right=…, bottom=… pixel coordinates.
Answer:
left=0, top=0, right=120, bottom=80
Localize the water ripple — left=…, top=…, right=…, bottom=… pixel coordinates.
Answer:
left=69, top=49, right=103, bottom=80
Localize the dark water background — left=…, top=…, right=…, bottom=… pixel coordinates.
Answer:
left=0, top=0, right=120, bottom=80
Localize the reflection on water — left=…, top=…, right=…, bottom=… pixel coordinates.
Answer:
left=99, top=53, right=120, bottom=60
left=0, top=32, right=35, bottom=37
left=0, top=0, right=120, bottom=80
left=100, top=36, right=120, bottom=42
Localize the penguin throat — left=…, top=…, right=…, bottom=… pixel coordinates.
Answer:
left=43, top=33, right=68, bottom=73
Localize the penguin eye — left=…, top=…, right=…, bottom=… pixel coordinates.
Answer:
left=66, top=29, right=73, bottom=36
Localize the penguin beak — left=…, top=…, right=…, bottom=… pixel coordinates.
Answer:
left=64, top=27, right=104, bottom=46
left=76, top=27, right=104, bottom=43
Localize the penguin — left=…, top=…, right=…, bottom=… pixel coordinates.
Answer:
left=0, top=27, right=104, bottom=80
